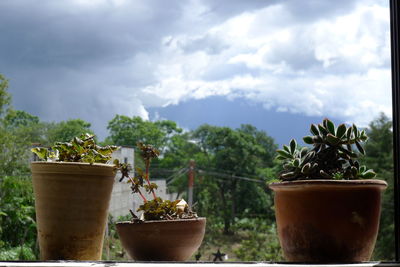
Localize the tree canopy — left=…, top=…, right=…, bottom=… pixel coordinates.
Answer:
left=106, top=115, right=182, bottom=149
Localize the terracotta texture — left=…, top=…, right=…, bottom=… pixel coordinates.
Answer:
left=31, top=162, right=115, bottom=260
left=116, top=218, right=206, bottom=261
left=269, top=179, right=387, bottom=263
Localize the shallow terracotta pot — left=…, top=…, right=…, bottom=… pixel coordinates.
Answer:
left=269, top=179, right=387, bottom=263
left=31, top=162, right=115, bottom=260
left=116, top=218, right=206, bottom=261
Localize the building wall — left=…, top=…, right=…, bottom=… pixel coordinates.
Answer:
left=109, top=175, right=170, bottom=219
left=108, top=147, right=174, bottom=219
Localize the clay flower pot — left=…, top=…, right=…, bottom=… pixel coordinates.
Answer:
left=116, top=217, right=206, bottom=261
left=269, top=179, right=387, bottom=263
left=31, top=162, right=115, bottom=260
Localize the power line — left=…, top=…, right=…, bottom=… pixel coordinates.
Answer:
left=166, top=167, right=188, bottom=184
left=197, top=169, right=266, bottom=184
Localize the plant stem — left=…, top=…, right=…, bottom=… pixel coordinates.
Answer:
left=145, top=159, right=157, bottom=199
left=128, top=176, right=147, bottom=203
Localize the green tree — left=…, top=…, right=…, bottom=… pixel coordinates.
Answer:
left=0, top=74, right=11, bottom=117
left=361, top=113, right=394, bottom=261
left=152, top=132, right=203, bottom=194
left=0, top=78, right=45, bottom=175
left=106, top=115, right=182, bottom=149
left=0, top=176, right=36, bottom=260
left=0, top=74, right=37, bottom=259
left=193, top=124, right=277, bottom=234
left=233, top=218, right=282, bottom=261
left=0, top=109, right=46, bottom=175
left=46, top=119, right=93, bottom=145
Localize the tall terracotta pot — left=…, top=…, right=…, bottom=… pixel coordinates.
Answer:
left=269, top=179, right=387, bottom=263
left=116, top=218, right=206, bottom=261
left=31, top=162, right=115, bottom=260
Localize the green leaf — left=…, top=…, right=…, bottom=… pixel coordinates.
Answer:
left=293, top=158, right=300, bottom=167
left=336, top=124, right=346, bottom=138
left=310, top=124, right=319, bottom=136
left=355, top=141, right=365, bottom=155
left=346, top=127, right=353, bottom=140
left=326, top=119, right=335, bottom=134
left=300, top=147, right=308, bottom=157
left=353, top=124, right=359, bottom=138
left=351, top=166, right=358, bottom=177
left=277, top=149, right=291, bottom=158
left=319, top=170, right=331, bottom=179
left=303, top=136, right=313, bottom=144
left=289, top=139, right=297, bottom=154
left=318, top=124, right=328, bottom=135
left=301, top=163, right=311, bottom=174
left=281, top=172, right=296, bottom=179
left=276, top=155, right=287, bottom=161
left=31, top=147, right=49, bottom=160
left=283, top=145, right=290, bottom=153
left=326, top=133, right=340, bottom=145
left=360, top=165, right=367, bottom=173
left=362, top=170, right=376, bottom=179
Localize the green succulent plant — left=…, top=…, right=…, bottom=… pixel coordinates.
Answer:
left=31, top=133, right=119, bottom=163
left=116, top=142, right=197, bottom=221
left=276, top=118, right=376, bottom=181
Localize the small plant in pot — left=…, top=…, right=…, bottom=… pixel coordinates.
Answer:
left=31, top=134, right=119, bottom=260
left=269, top=119, right=387, bottom=263
left=115, top=143, right=206, bottom=261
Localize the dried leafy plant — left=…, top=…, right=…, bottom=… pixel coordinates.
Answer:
left=31, top=133, right=119, bottom=163
left=276, top=118, right=376, bottom=181
left=115, top=142, right=197, bottom=221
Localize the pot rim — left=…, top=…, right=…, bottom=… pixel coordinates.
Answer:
left=116, top=217, right=206, bottom=225
left=31, top=161, right=115, bottom=168
left=269, top=179, right=387, bottom=190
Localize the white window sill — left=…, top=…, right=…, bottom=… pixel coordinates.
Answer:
left=0, top=261, right=399, bottom=267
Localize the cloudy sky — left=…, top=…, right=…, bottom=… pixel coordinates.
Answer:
left=0, top=0, right=391, bottom=145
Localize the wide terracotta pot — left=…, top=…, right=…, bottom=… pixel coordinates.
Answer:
left=116, top=217, right=206, bottom=261
left=269, top=179, right=387, bottom=263
left=31, top=162, right=115, bottom=260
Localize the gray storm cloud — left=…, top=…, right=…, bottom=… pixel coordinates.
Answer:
left=0, top=0, right=391, bottom=139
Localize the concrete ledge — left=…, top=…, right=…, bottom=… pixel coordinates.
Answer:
left=0, top=261, right=399, bottom=267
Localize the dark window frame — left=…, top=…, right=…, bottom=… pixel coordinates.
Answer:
left=390, top=0, right=400, bottom=261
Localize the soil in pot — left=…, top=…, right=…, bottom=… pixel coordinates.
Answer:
left=269, top=179, right=387, bottom=263
left=31, top=162, right=115, bottom=260
left=116, top=217, right=206, bottom=261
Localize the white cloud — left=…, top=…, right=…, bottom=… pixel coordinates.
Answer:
left=136, top=0, right=391, bottom=127
left=0, top=0, right=391, bottom=138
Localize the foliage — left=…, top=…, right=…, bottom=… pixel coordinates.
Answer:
left=45, top=119, right=94, bottom=145
left=116, top=142, right=197, bottom=221
left=193, top=124, right=277, bottom=234
left=0, top=245, right=36, bottom=260
left=102, top=214, right=131, bottom=260
left=137, top=197, right=197, bottom=221
left=0, top=76, right=43, bottom=176
left=0, top=175, right=37, bottom=260
left=233, top=218, right=282, bottom=261
left=32, top=133, right=119, bottom=163
left=0, top=129, right=32, bottom=175
left=277, top=118, right=376, bottom=181
left=4, top=110, right=39, bottom=128
left=0, top=75, right=394, bottom=261
left=361, top=113, right=394, bottom=261
left=0, top=74, right=11, bottom=117
left=106, top=115, right=182, bottom=149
